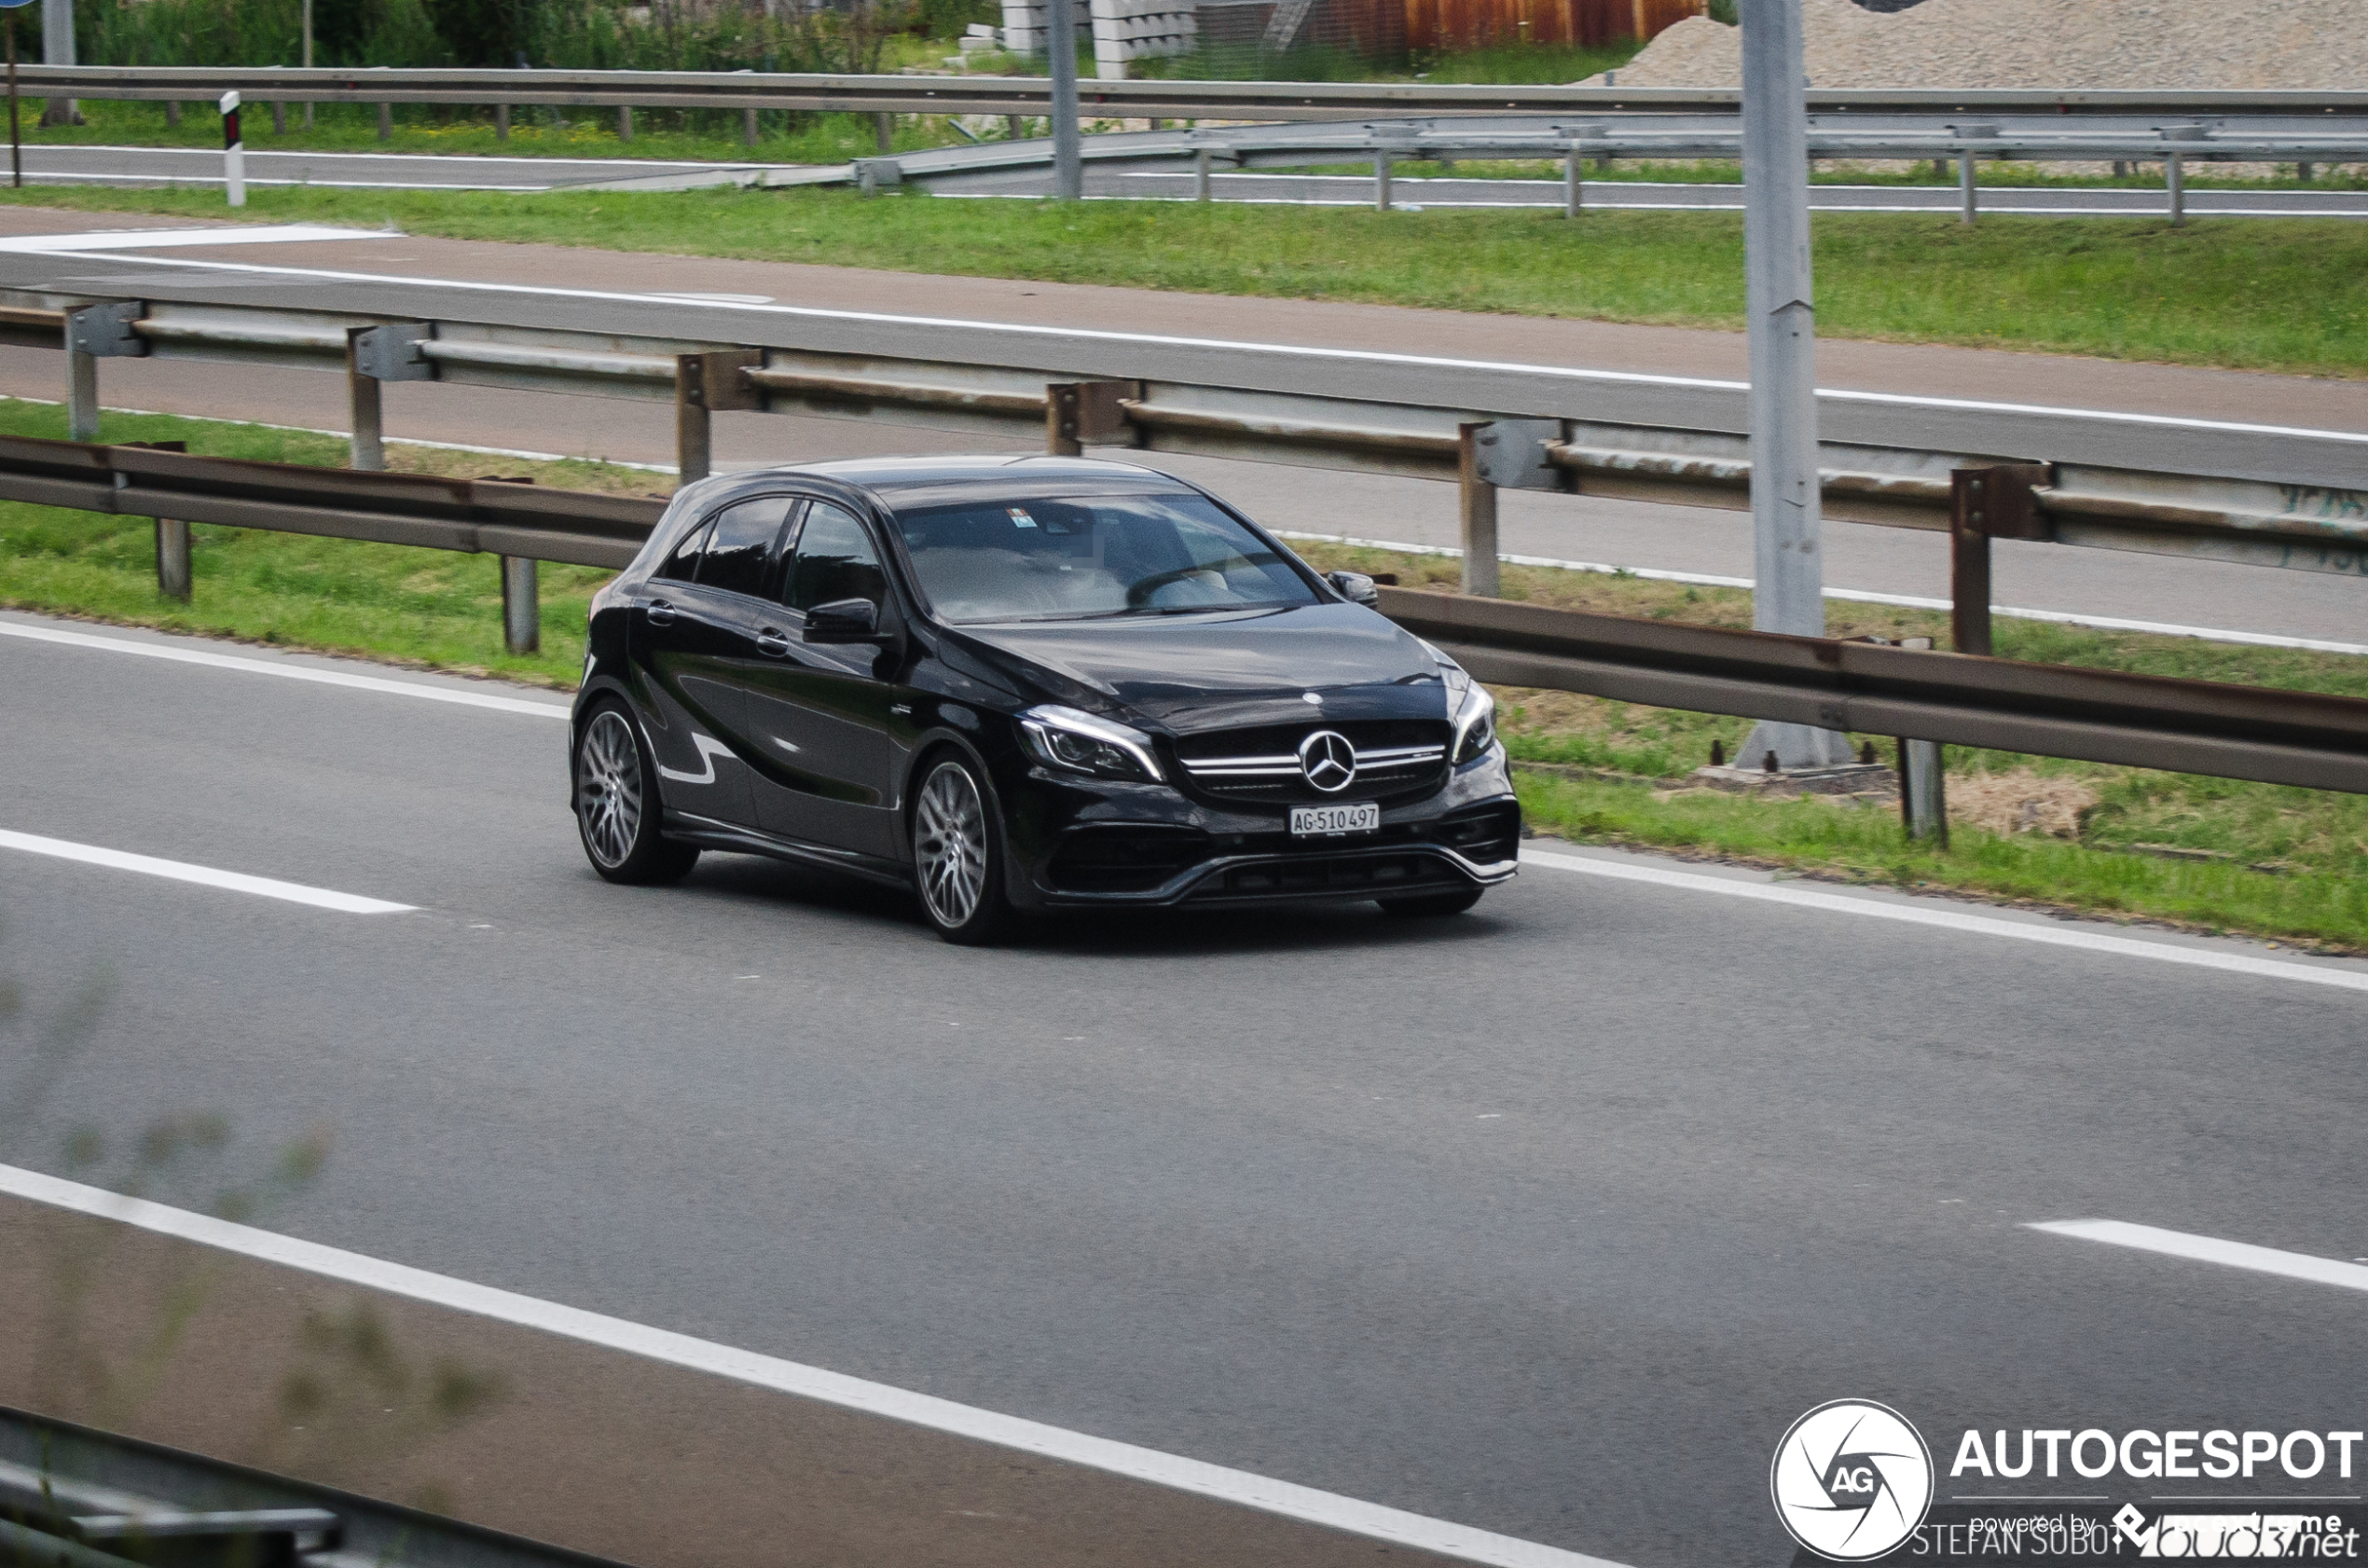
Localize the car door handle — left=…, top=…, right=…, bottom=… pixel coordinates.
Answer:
left=756, top=627, right=792, bottom=656
left=645, top=598, right=677, bottom=626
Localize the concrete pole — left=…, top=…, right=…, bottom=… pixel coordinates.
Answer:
left=1734, top=0, right=1849, bottom=773
left=1048, top=0, right=1081, bottom=199
left=38, top=0, right=74, bottom=127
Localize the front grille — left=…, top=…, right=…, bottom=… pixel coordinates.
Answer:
left=1047, top=826, right=1211, bottom=893
left=1174, top=719, right=1451, bottom=806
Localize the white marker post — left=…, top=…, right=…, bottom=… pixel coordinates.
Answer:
left=221, top=89, right=243, bottom=207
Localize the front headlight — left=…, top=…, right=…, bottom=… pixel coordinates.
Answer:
left=1451, top=681, right=1496, bottom=764
left=1019, top=704, right=1165, bottom=783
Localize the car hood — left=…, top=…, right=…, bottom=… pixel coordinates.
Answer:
left=948, top=603, right=1452, bottom=733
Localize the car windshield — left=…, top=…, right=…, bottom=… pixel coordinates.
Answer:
left=891, top=491, right=1319, bottom=624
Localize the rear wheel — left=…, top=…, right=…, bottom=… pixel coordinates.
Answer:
left=912, top=756, right=1013, bottom=945
left=1377, top=886, right=1484, bottom=918
left=575, top=702, right=699, bottom=886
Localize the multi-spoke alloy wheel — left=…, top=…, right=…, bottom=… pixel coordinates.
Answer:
left=912, top=758, right=1010, bottom=942
left=573, top=701, right=699, bottom=886
left=578, top=710, right=642, bottom=870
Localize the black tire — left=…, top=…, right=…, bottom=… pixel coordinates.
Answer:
left=574, top=699, right=700, bottom=887
left=1377, top=886, right=1485, bottom=918
left=910, top=754, right=1014, bottom=945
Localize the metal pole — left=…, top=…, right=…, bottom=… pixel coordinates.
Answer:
left=155, top=517, right=191, bottom=601
left=1195, top=146, right=1210, bottom=200
left=300, top=0, right=313, bottom=129
left=1948, top=472, right=1993, bottom=656
left=378, top=101, right=391, bottom=141
left=6, top=18, right=18, bottom=192
left=495, top=103, right=508, bottom=139
left=2168, top=152, right=2183, bottom=227
left=66, top=345, right=95, bottom=440
left=345, top=328, right=383, bottom=471
left=37, top=0, right=70, bottom=127
left=1898, top=735, right=1948, bottom=846
left=1048, top=0, right=1081, bottom=199
left=1564, top=149, right=1581, bottom=217
left=616, top=104, right=631, bottom=143
left=1958, top=149, right=1976, bottom=225
left=743, top=106, right=757, bottom=145
left=1457, top=424, right=1500, bottom=598
left=675, top=370, right=711, bottom=484
left=1734, top=0, right=1845, bottom=772
left=221, top=90, right=243, bottom=207
left=1374, top=150, right=1391, bottom=211
left=500, top=557, right=539, bottom=654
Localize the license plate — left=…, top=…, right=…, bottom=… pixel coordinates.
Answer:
left=1290, top=803, right=1379, bottom=837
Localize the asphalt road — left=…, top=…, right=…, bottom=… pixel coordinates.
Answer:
left=0, top=213, right=2362, bottom=645
left=3, top=610, right=2364, bottom=1567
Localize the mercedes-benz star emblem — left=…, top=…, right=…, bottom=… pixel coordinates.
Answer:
left=1299, top=730, right=1357, bottom=793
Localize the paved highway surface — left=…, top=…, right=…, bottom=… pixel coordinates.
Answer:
left=0, top=213, right=2361, bottom=645
left=2, top=609, right=2363, bottom=1567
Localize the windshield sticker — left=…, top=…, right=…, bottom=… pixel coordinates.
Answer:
left=1008, top=507, right=1038, bottom=529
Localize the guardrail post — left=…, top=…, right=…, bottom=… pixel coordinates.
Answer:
left=156, top=517, right=191, bottom=601
left=1948, top=462, right=2051, bottom=656
left=618, top=105, right=632, bottom=143
left=63, top=301, right=146, bottom=442
left=377, top=101, right=391, bottom=141
left=2168, top=152, right=2184, bottom=226
left=1959, top=150, right=1976, bottom=224
left=1898, top=737, right=1948, bottom=845
left=501, top=556, right=539, bottom=654
left=495, top=103, right=508, bottom=140
left=875, top=111, right=893, bottom=154
left=1458, top=423, right=1500, bottom=598
left=345, top=327, right=384, bottom=471
left=271, top=100, right=285, bottom=136
left=164, top=100, right=179, bottom=128
left=743, top=106, right=758, bottom=146
left=1564, top=148, right=1582, bottom=216
left=674, top=350, right=763, bottom=484
left=1374, top=149, right=1392, bottom=212
left=1045, top=380, right=1133, bottom=457
left=1196, top=146, right=1212, bottom=200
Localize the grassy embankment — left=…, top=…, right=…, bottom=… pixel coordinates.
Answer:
left=4, top=401, right=2363, bottom=950
left=6, top=184, right=2367, bottom=377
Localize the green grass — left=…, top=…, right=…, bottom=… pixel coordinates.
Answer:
left=1281, top=540, right=2368, bottom=950
left=6, top=401, right=2364, bottom=948
left=7, top=183, right=2363, bottom=377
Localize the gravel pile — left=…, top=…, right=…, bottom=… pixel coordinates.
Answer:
left=1590, top=0, right=2368, bottom=89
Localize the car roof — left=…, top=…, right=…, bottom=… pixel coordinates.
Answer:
left=747, top=454, right=1189, bottom=499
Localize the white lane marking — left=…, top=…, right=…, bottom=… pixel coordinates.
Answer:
left=29, top=249, right=2368, bottom=448
left=0, top=224, right=397, bottom=253
left=11, top=174, right=551, bottom=192
left=1275, top=532, right=2368, bottom=655
left=0, top=1163, right=1628, bottom=1568
left=10, top=144, right=792, bottom=172
left=0, top=620, right=573, bottom=718
left=2028, top=1219, right=2368, bottom=1295
left=1516, top=846, right=2368, bottom=995
left=0, top=829, right=413, bottom=914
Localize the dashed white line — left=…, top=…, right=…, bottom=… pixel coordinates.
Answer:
left=0, top=620, right=572, bottom=718
left=1517, top=846, right=2368, bottom=995
left=0, top=829, right=414, bottom=914
left=2028, top=1219, right=2368, bottom=1295
left=0, top=1162, right=1629, bottom=1568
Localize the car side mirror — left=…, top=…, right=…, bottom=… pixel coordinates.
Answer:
left=804, top=598, right=881, bottom=642
left=1327, top=570, right=1380, bottom=607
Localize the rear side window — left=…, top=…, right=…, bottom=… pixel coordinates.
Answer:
left=785, top=502, right=888, bottom=612
left=654, top=516, right=714, bottom=584
left=695, top=495, right=798, bottom=598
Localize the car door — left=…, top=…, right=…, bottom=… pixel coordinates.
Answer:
left=628, top=495, right=798, bottom=829
left=743, top=499, right=903, bottom=861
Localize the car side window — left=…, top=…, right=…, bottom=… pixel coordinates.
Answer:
left=785, top=502, right=888, bottom=613
left=654, top=516, right=715, bottom=584
left=695, top=495, right=798, bottom=599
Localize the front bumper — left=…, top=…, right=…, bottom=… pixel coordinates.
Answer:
left=1000, top=750, right=1521, bottom=911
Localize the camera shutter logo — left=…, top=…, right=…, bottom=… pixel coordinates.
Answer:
left=1770, top=1400, right=1934, bottom=1561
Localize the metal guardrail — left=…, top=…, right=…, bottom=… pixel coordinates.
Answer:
left=0, top=426, right=2356, bottom=795
left=1380, top=587, right=2368, bottom=794
left=1, top=1405, right=628, bottom=1568
left=10, top=66, right=2368, bottom=125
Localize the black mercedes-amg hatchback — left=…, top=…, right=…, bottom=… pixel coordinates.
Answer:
left=569, top=455, right=1520, bottom=942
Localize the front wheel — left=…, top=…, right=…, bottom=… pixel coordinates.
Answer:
left=912, top=756, right=1013, bottom=945
left=575, top=702, right=700, bottom=886
left=1377, top=886, right=1484, bottom=918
